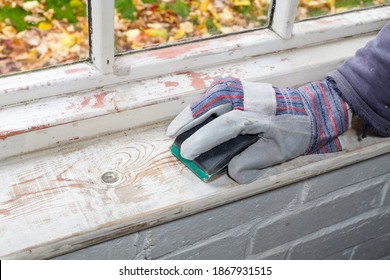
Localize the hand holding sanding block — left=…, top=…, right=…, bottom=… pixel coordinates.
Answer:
left=171, top=115, right=259, bottom=182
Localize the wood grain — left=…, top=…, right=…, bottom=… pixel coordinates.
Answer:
left=0, top=119, right=389, bottom=259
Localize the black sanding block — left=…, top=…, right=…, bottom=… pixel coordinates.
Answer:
left=171, top=115, right=259, bottom=182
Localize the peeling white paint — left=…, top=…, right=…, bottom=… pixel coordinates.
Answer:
left=0, top=34, right=378, bottom=160
left=271, top=0, right=299, bottom=39
left=0, top=117, right=389, bottom=259
left=0, top=7, right=389, bottom=107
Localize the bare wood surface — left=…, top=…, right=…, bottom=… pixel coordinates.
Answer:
left=0, top=118, right=389, bottom=259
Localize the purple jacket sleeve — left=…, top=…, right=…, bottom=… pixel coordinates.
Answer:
left=328, top=22, right=390, bottom=137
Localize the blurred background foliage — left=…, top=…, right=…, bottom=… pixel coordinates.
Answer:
left=0, top=0, right=388, bottom=75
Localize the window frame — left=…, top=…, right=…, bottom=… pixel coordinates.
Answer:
left=0, top=2, right=389, bottom=161
left=0, top=1, right=388, bottom=107
left=1, top=1, right=390, bottom=259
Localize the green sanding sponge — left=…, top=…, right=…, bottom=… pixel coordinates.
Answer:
left=171, top=115, right=259, bottom=182
left=171, top=144, right=213, bottom=182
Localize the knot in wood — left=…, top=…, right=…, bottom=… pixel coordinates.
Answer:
left=101, top=171, right=119, bottom=184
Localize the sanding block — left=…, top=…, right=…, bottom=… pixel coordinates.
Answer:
left=171, top=115, right=259, bottom=182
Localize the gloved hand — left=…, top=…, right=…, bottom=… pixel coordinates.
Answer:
left=167, top=76, right=352, bottom=184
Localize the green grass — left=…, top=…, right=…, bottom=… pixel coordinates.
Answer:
left=115, top=0, right=137, bottom=21
left=0, top=0, right=86, bottom=31
left=334, top=0, right=386, bottom=8
left=1, top=0, right=388, bottom=32
left=206, top=18, right=219, bottom=34
left=305, top=0, right=389, bottom=18
left=116, top=0, right=190, bottom=21
left=171, top=0, right=190, bottom=19
left=0, top=6, right=29, bottom=31
left=43, top=0, right=86, bottom=24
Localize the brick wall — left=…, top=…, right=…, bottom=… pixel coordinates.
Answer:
left=57, top=153, right=390, bottom=260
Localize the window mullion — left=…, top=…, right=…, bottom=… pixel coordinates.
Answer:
left=271, top=0, right=299, bottom=39
left=90, top=0, right=115, bottom=73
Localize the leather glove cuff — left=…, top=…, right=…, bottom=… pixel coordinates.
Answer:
left=280, top=79, right=352, bottom=154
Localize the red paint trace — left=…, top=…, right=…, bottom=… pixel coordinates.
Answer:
left=0, top=124, right=50, bottom=141
left=149, top=41, right=209, bottom=59
left=178, top=71, right=206, bottom=90
left=164, top=81, right=179, bottom=87
left=17, top=86, right=30, bottom=91
left=81, top=91, right=113, bottom=109
left=64, top=67, right=91, bottom=75
left=178, top=71, right=219, bottom=91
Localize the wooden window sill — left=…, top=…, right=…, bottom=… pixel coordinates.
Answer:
left=1, top=117, right=389, bottom=259
left=1, top=31, right=390, bottom=259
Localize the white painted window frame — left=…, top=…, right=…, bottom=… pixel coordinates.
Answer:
left=1, top=1, right=390, bottom=259
left=0, top=1, right=389, bottom=161
left=0, top=1, right=388, bottom=107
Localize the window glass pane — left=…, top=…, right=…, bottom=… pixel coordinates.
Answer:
left=115, top=0, right=271, bottom=53
left=297, top=0, right=390, bottom=21
left=0, top=0, right=89, bottom=76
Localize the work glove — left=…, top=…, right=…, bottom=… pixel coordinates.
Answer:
left=167, top=76, right=352, bottom=184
